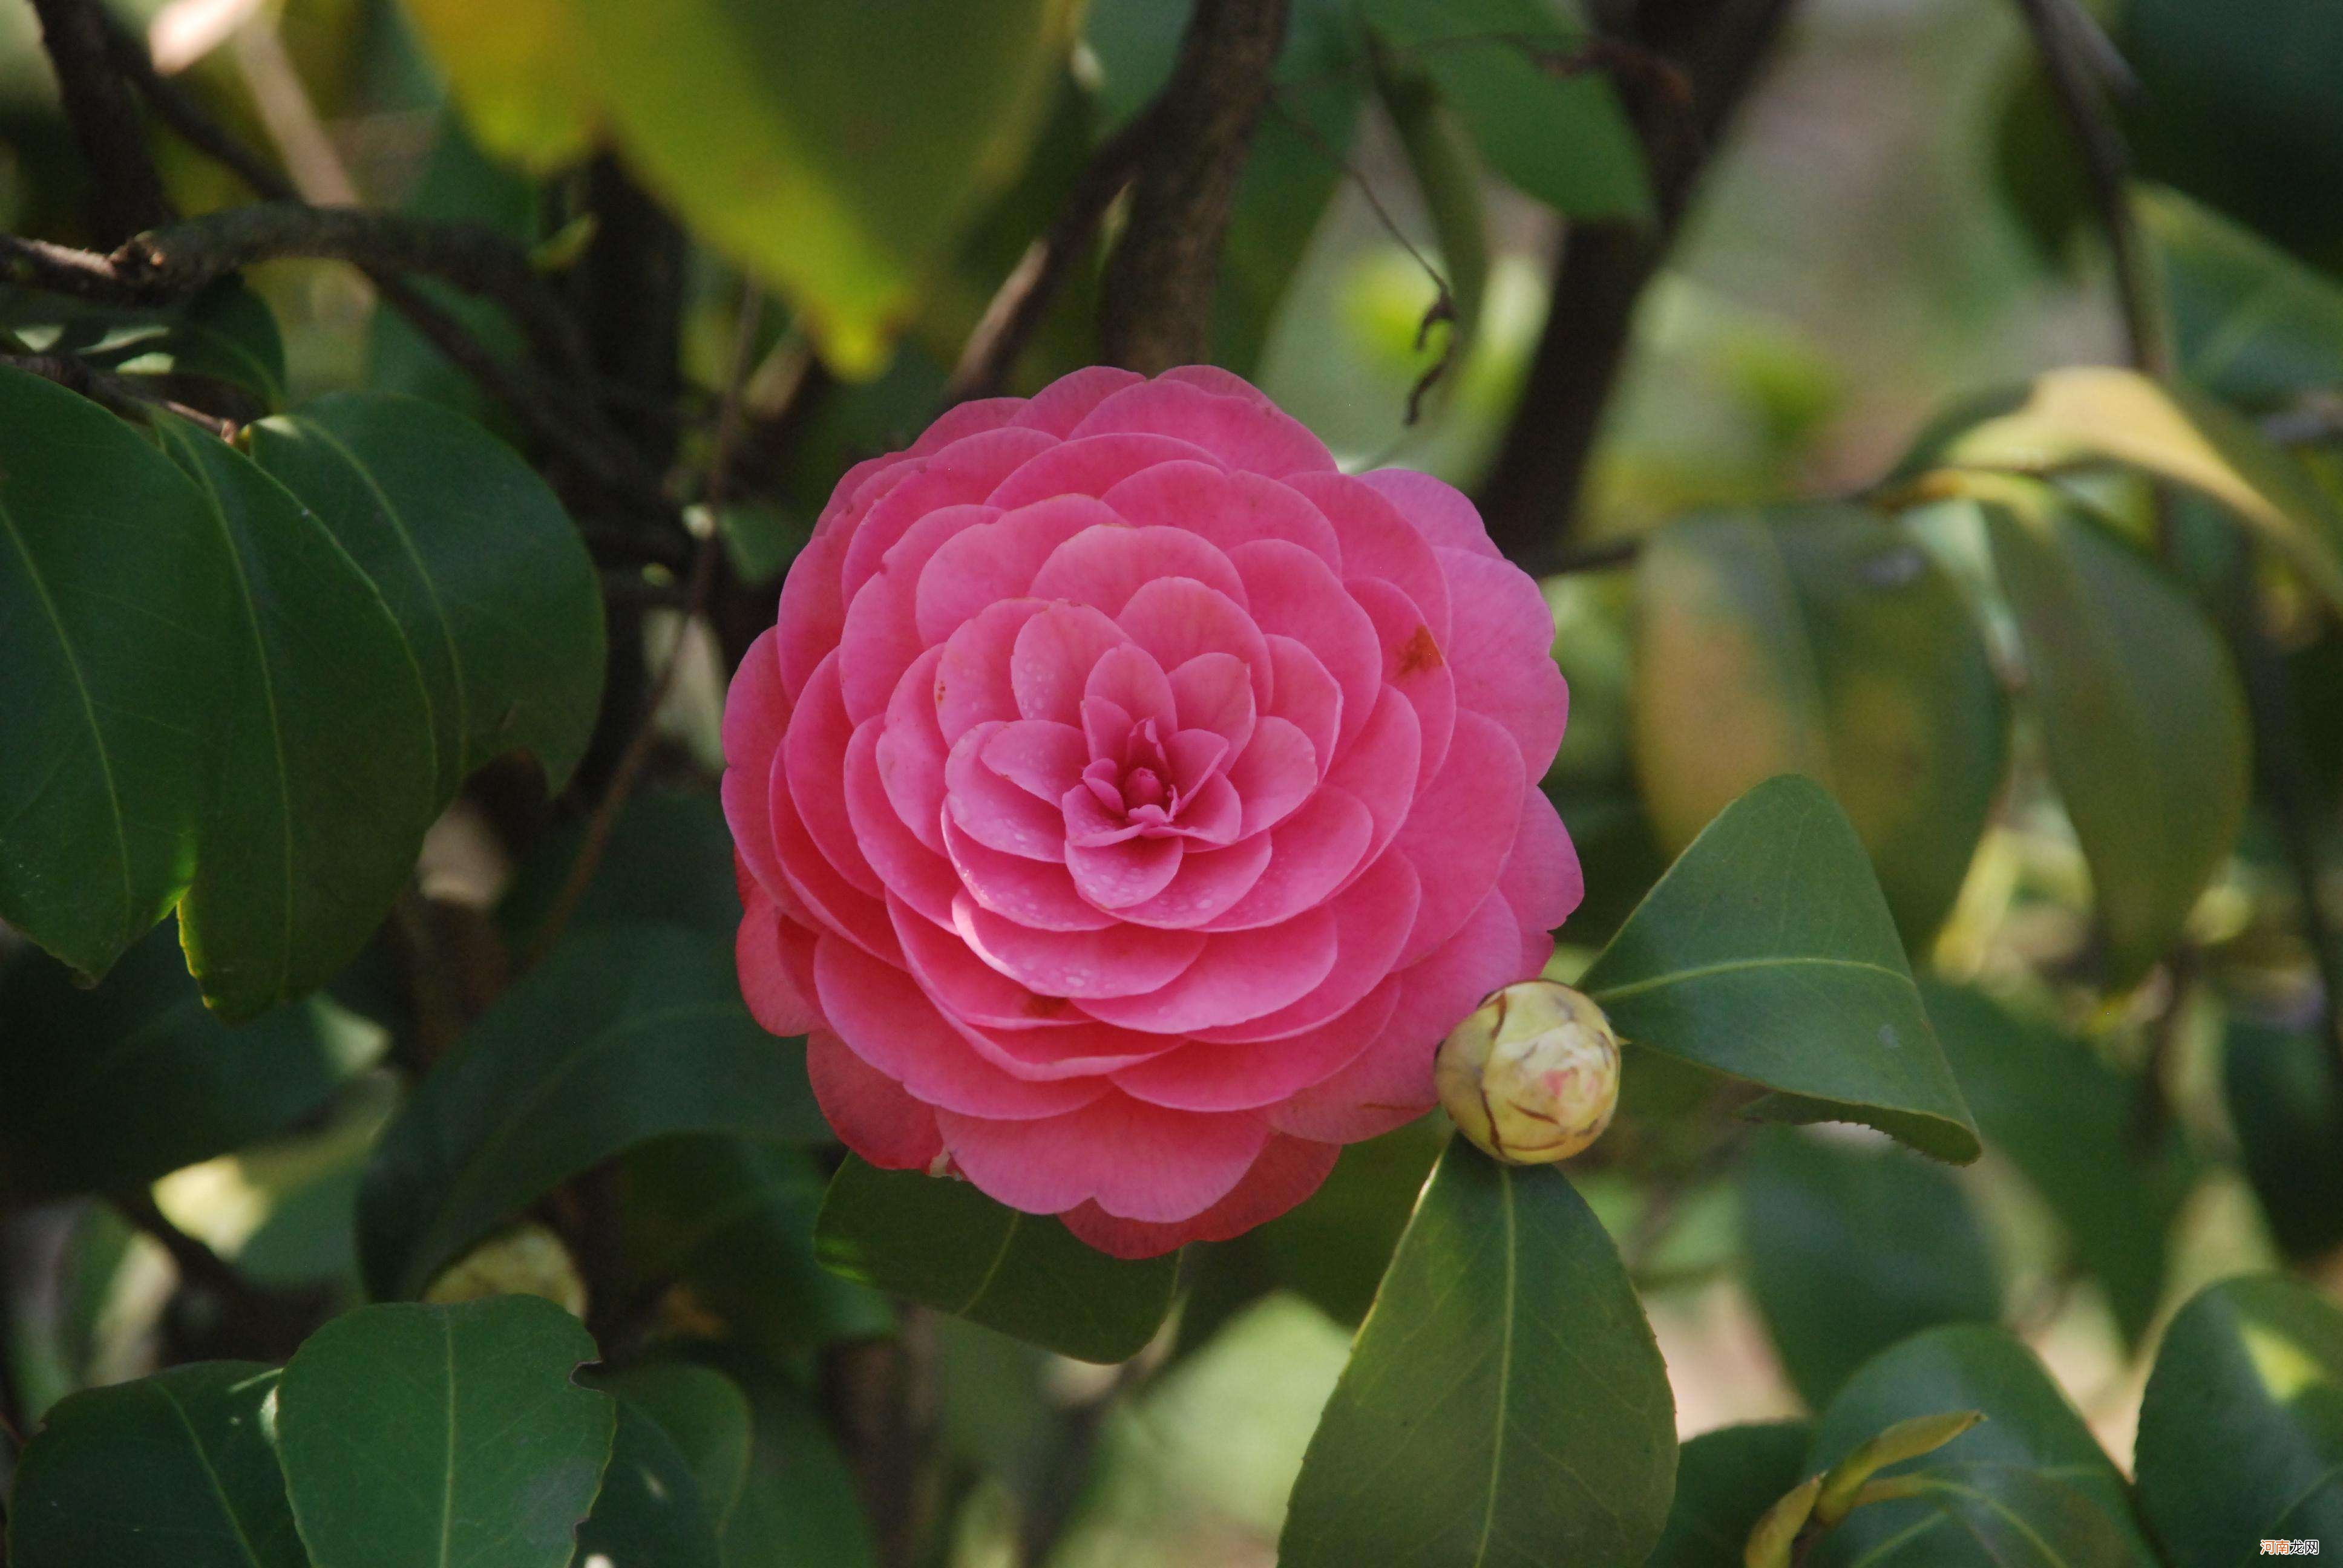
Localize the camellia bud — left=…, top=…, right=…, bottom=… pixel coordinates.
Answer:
left=1436, top=980, right=1621, bottom=1165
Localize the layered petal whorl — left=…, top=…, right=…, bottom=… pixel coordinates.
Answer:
left=723, top=366, right=1579, bottom=1256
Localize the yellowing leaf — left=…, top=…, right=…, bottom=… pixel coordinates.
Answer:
left=402, top=0, right=598, bottom=171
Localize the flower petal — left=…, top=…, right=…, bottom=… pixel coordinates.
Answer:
left=937, top=1095, right=1273, bottom=1221
left=1060, top=1133, right=1339, bottom=1256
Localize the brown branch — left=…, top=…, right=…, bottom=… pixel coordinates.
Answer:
left=2010, top=0, right=2166, bottom=376
left=0, top=348, right=235, bottom=436
left=950, top=103, right=1162, bottom=402
left=27, top=0, right=174, bottom=243
left=1099, top=0, right=1291, bottom=372
left=1475, top=0, right=1798, bottom=565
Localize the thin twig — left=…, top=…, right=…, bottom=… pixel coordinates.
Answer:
left=949, top=102, right=1163, bottom=402
left=525, top=290, right=767, bottom=969
left=27, top=0, right=174, bottom=243
left=0, top=348, right=236, bottom=435
left=1099, top=0, right=1292, bottom=371
left=2010, top=0, right=2167, bottom=376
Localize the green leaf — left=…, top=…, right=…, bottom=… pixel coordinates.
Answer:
left=1631, top=506, right=2008, bottom=947
left=593, top=1363, right=755, bottom=1533
left=1647, top=1421, right=1814, bottom=1568
left=813, top=1155, right=1177, bottom=1364
left=402, top=0, right=597, bottom=171
left=249, top=391, right=605, bottom=802
left=574, top=1397, right=724, bottom=1568
left=0, top=921, right=358, bottom=1198
left=274, top=1296, right=616, bottom=1568
left=2134, top=1274, right=2343, bottom=1564
left=156, top=417, right=440, bottom=1022
left=619, top=1135, right=893, bottom=1356
left=703, top=1354, right=876, bottom=1568
left=1808, top=1462, right=2147, bottom=1568
left=359, top=923, right=828, bottom=1300
left=1246, top=1115, right=1447, bottom=1327
left=1925, top=979, right=2198, bottom=1341
left=1743, top=1474, right=1821, bottom=1568
left=1804, top=1324, right=2154, bottom=1566
left=1738, top=1129, right=2000, bottom=1408
left=1973, top=489, right=2249, bottom=984
left=2141, top=186, right=2343, bottom=411
left=1279, top=1142, right=1677, bottom=1568
left=1899, top=366, right=2343, bottom=621
left=7, top=1361, right=302, bottom=1568
left=2224, top=1017, right=2343, bottom=1263
left=0, top=367, right=222, bottom=978
left=1577, top=775, right=1982, bottom=1163
left=1813, top=1410, right=1985, bottom=1524
left=0, top=278, right=287, bottom=410
left=500, top=789, right=742, bottom=946
left=1360, top=0, right=1651, bottom=220
left=575, top=0, right=1080, bottom=374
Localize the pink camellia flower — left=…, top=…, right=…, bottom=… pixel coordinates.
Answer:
left=723, top=365, right=1579, bottom=1257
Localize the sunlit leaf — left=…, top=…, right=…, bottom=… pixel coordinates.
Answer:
left=157, top=418, right=439, bottom=1023
left=576, top=0, right=1083, bottom=374
left=1280, top=1142, right=1677, bottom=1568
left=1631, top=506, right=2008, bottom=947
left=1976, top=489, right=2248, bottom=984
left=0, top=368, right=222, bottom=978
left=359, top=923, right=827, bottom=1299
left=274, top=1296, right=615, bottom=1568
left=814, top=1155, right=1177, bottom=1364
left=402, top=0, right=598, bottom=171
left=249, top=390, right=605, bottom=801
left=1577, top=776, right=1982, bottom=1163
left=1738, top=1129, right=1999, bottom=1408
left=8, top=1362, right=301, bottom=1568
left=2134, top=1274, right=2343, bottom=1564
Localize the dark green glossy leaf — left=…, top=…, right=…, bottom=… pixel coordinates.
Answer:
left=573, top=1397, right=724, bottom=1568
left=2224, top=1017, right=2343, bottom=1262
left=0, top=921, right=355, bottom=1198
left=500, top=789, right=742, bottom=946
left=1976, top=491, right=2249, bottom=985
left=619, top=1134, right=892, bottom=1355
left=1739, top=1129, right=1999, bottom=1408
left=1280, top=1142, right=1676, bottom=1568
left=1578, top=775, right=1982, bottom=1163
left=1647, top=1420, right=1813, bottom=1568
left=249, top=391, right=603, bottom=801
left=1631, top=506, right=2008, bottom=946
left=2135, top=1275, right=2343, bottom=1564
left=814, top=1155, right=1176, bottom=1363
left=275, top=1296, right=615, bottom=1568
left=7, top=1362, right=301, bottom=1568
left=0, top=278, right=286, bottom=409
left=1926, top=979, right=2197, bottom=1340
left=1810, top=1461, right=2146, bottom=1568
left=1360, top=0, right=1650, bottom=220
left=1804, top=1324, right=2154, bottom=1565
left=594, top=1363, right=755, bottom=1533
left=359, top=923, right=827, bottom=1299
left=0, top=367, right=221, bottom=978
left=1247, top=1115, right=1446, bottom=1327
left=156, top=417, right=439, bottom=1022
left=703, top=1354, right=875, bottom=1568
left=2143, top=186, right=2343, bottom=412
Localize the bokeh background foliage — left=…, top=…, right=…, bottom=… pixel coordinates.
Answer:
left=1, top=0, right=2342, bottom=1564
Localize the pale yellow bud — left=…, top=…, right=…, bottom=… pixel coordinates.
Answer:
left=1436, top=981, right=1620, bottom=1164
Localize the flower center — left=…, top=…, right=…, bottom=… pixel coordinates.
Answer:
left=1122, top=766, right=1168, bottom=813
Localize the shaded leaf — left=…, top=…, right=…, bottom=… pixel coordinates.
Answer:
left=1901, top=366, right=2343, bottom=620
left=500, top=789, right=742, bottom=946
left=1631, top=506, right=2008, bottom=946
left=2142, top=185, right=2343, bottom=412
left=575, top=0, right=1081, bottom=373
left=703, top=1354, right=876, bottom=1568
left=275, top=1296, right=615, bottom=1568
left=156, top=417, right=439, bottom=1022
left=573, top=1397, right=724, bottom=1568
left=249, top=390, right=605, bottom=802
left=814, top=1155, right=1176, bottom=1364
left=1360, top=0, right=1650, bottom=220
left=1810, top=1461, right=2146, bottom=1568
left=1804, top=1324, right=2154, bottom=1566
left=1925, top=979, right=2197, bottom=1341
left=1976, top=489, right=2249, bottom=984
left=7, top=1362, right=301, bottom=1568
left=0, top=278, right=286, bottom=409
left=1577, top=776, right=1982, bottom=1163
left=594, top=1363, right=755, bottom=1534
left=359, top=923, right=827, bottom=1299
left=2134, top=1274, right=2343, bottom=1564
left=1738, top=1129, right=1999, bottom=1408
left=0, top=367, right=223, bottom=978
left=1647, top=1420, right=1813, bottom=1568
left=1280, top=1142, right=1676, bottom=1568
left=0, top=921, right=357, bottom=1198
left=1814, top=1410, right=1985, bottom=1525
left=2224, top=1016, right=2343, bottom=1263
